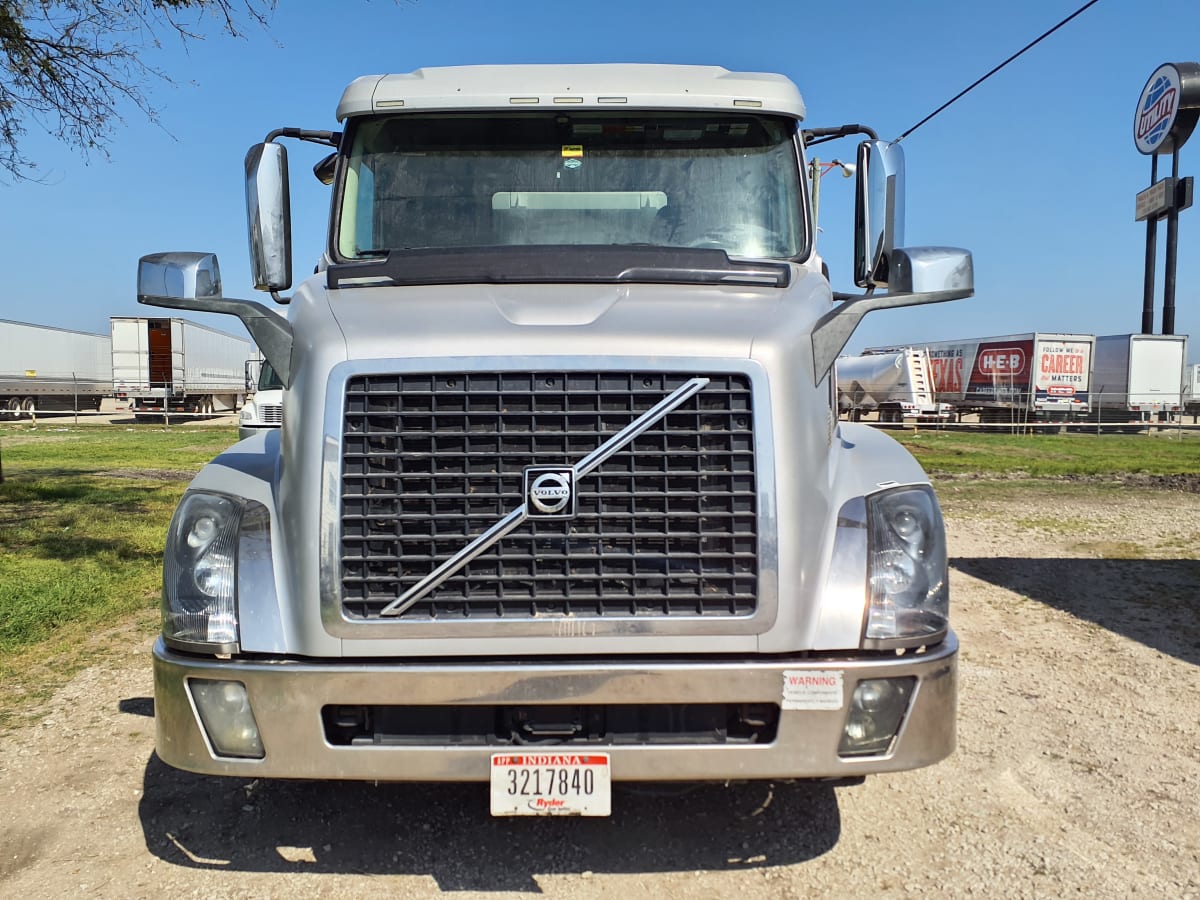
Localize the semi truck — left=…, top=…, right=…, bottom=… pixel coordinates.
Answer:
left=0, top=319, right=111, bottom=418
left=110, top=316, right=252, bottom=415
left=877, top=333, right=1095, bottom=426
left=1090, top=333, right=1188, bottom=424
left=835, top=348, right=951, bottom=423
left=135, top=63, right=973, bottom=815
left=1184, top=363, right=1200, bottom=418
left=238, top=359, right=284, bottom=439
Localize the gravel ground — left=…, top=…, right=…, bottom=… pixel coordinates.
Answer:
left=1, top=480, right=1197, bottom=898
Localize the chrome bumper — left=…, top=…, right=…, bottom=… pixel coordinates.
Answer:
left=153, top=633, right=957, bottom=781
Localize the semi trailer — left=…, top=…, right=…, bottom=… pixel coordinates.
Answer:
left=835, top=348, right=951, bottom=423
left=110, top=316, right=252, bottom=415
left=874, top=333, right=1096, bottom=425
left=0, top=319, right=111, bottom=418
left=136, top=63, right=973, bottom=815
left=1090, top=333, right=1188, bottom=423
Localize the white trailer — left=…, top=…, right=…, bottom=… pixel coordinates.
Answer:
left=110, top=316, right=251, bottom=415
left=835, top=348, right=950, bottom=423
left=876, top=333, right=1096, bottom=424
left=0, top=319, right=111, bottom=418
left=1091, top=333, right=1188, bottom=423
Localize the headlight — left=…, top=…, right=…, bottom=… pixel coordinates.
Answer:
left=864, top=485, right=948, bottom=646
left=162, top=491, right=269, bottom=652
left=239, top=405, right=255, bottom=423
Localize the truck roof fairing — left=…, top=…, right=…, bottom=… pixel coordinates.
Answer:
left=335, top=64, right=806, bottom=121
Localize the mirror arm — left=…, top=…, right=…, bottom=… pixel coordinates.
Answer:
left=137, top=292, right=295, bottom=389
left=811, top=288, right=971, bottom=386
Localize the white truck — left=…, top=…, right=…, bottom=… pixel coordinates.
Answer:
left=238, top=359, right=284, bottom=439
left=135, top=64, right=972, bottom=815
left=110, top=316, right=252, bottom=416
left=889, top=333, right=1095, bottom=426
left=0, top=319, right=111, bottom=418
left=1184, top=363, right=1200, bottom=418
left=1091, top=333, right=1188, bottom=424
left=835, top=348, right=951, bottom=423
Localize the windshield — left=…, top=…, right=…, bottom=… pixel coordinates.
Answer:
left=336, top=112, right=805, bottom=262
left=257, top=361, right=282, bottom=391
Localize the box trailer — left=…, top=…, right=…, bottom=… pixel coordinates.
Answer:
left=0, top=318, right=111, bottom=418
left=873, top=333, right=1095, bottom=424
left=835, top=348, right=951, bottom=423
left=110, top=316, right=251, bottom=415
left=1091, top=333, right=1188, bottom=423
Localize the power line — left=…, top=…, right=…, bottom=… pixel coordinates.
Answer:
left=896, top=0, right=1103, bottom=142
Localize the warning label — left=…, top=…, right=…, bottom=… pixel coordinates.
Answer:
left=781, top=670, right=844, bottom=710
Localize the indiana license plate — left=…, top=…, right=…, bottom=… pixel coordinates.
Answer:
left=489, top=752, right=611, bottom=816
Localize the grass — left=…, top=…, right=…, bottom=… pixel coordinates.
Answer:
left=891, top=430, right=1200, bottom=478
left=0, top=423, right=238, bottom=725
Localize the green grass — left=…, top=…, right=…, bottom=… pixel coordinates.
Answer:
left=892, top=430, right=1200, bottom=477
left=0, top=423, right=238, bottom=723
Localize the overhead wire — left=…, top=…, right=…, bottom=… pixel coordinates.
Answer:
left=895, top=0, right=1104, bottom=142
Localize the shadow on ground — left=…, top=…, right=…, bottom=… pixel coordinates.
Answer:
left=952, top=556, right=1200, bottom=666
left=136, top=752, right=842, bottom=891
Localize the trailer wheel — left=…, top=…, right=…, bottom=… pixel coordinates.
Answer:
left=203, top=396, right=215, bottom=416
left=4, top=398, right=19, bottom=420
left=20, top=397, right=35, bottom=419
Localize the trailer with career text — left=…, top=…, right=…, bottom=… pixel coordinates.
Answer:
left=874, top=333, right=1095, bottom=425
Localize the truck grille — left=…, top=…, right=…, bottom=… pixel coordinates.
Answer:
left=258, top=403, right=283, bottom=425
left=339, top=371, right=757, bottom=620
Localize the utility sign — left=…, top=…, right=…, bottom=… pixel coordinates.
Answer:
left=1134, top=63, right=1200, bottom=155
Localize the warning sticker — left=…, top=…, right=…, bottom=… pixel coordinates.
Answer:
left=561, top=145, right=584, bottom=158
left=781, top=670, right=844, bottom=710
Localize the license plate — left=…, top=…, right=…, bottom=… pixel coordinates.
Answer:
left=490, top=752, right=611, bottom=816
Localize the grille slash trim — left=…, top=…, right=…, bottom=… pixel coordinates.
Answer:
left=320, top=357, right=778, bottom=640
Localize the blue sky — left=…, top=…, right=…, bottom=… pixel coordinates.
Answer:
left=4, top=0, right=1200, bottom=360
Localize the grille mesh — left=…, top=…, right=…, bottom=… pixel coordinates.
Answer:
left=339, top=371, right=757, bottom=620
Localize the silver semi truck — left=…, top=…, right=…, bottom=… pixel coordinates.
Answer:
left=136, top=64, right=972, bottom=816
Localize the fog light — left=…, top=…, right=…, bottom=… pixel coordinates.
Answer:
left=190, top=679, right=265, bottom=759
left=838, top=677, right=915, bottom=757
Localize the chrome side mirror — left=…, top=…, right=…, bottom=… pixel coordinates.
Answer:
left=854, top=140, right=906, bottom=288
left=245, top=142, right=292, bottom=293
left=137, top=251, right=223, bottom=300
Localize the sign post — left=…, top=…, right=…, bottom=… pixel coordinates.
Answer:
left=1134, top=62, right=1200, bottom=335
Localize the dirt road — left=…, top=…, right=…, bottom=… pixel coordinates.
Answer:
left=2, top=480, right=1197, bottom=898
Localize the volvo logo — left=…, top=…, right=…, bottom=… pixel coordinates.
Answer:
left=525, top=467, right=575, bottom=518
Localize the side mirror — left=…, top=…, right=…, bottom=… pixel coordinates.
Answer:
left=812, top=247, right=973, bottom=385
left=137, top=251, right=294, bottom=388
left=245, top=142, right=293, bottom=293
left=854, top=140, right=905, bottom=288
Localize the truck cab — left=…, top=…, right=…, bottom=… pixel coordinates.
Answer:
left=136, top=64, right=972, bottom=815
left=238, top=360, right=284, bottom=439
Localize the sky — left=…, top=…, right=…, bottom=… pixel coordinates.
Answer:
left=4, top=0, right=1200, bottom=361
